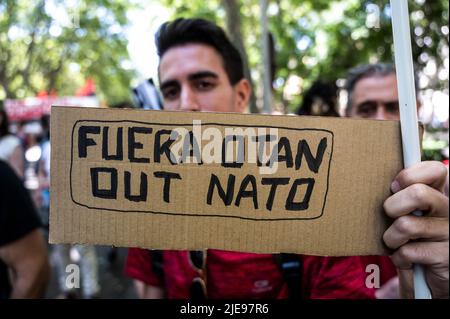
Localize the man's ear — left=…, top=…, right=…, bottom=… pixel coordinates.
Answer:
left=233, top=78, right=251, bottom=113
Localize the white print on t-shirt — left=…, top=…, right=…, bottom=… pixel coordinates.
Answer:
left=252, top=279, right=273, bottom=293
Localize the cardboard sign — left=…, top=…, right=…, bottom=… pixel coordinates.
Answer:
left=50, top=106, right=406, bottom=256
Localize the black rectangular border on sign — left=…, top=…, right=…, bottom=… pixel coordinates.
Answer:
left=70, top=119, right=334, bottom=221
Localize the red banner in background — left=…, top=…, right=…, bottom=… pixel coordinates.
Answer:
left=4, top=96, right=99, bottom=121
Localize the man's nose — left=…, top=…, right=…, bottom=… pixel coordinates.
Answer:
left=374, top=105, right=389, bottom=120
left=179, top=87, right=200, bottom=112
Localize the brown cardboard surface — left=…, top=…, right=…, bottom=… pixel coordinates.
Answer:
left=49, top=106, right=406, bottom=256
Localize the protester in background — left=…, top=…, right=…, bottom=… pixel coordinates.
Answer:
left=292, top=74, right=397, bottom=298
left=0, top=107, right=24, bottom=179
left=37, top=115, right=51, bottom=232
left=36, top=115, right=101, bottom=299
left=345, top=63, right=449, bottom=299
left=296, top=81, right=340, bottom=117
left=0, top=160, right=50, bottom=299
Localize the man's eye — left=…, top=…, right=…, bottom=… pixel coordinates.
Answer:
left=385, top=102, right=400, bottom=114
left=162, top=88, right=179, bottom=100
left=195, top=81, right=214, bottom=90
left=356, top=102, right=376, bottom=117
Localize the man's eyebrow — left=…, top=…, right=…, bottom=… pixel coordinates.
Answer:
left=188, top=71, right=219, bottom=81
left=355, top=100, right=376, bottom=105
left=384, top=100, right=400, bottom=104
left=160, top=71, right=219, bottom=91
left=356, top=99, right=399, bottom=106
left=160, top=80, right=179, bottom=91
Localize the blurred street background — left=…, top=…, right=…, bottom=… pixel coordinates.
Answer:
left=44, top=246, right=137, bottom=299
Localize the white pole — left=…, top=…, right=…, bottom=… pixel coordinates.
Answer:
left=390, top=0, right=432, bottom=299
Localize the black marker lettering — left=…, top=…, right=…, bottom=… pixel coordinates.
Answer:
left=90, top=167, right=117, bottom=199
left=181, top=131, right=202, bottom=164
left=124, top=171, right=148, bottom=202
left=102, top=127, right=123, bottom=160
left=235, top=175, right=258, bottom=209
left=207, top=174, right=235, bottom=206
left=154, top=129, right=177, bottom=165
left=252, top=135, right=277, bottom=167
left=78, top=126, right=100, bottom=158
left=261, top=177, right=290, bottom=211
left=153, top=171, right=181, bottom=203
left=285, top=178, right=315, bottom=211
left=128, top=127, right=152, bottom=163
left=221, top=135, right=244, bottom=168
left=272, top=137, right=293, bottom=168
left=295, top=137, right=327, bottom=173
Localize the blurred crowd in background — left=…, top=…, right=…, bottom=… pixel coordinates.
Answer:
left=0, top=0, right=448, bottom=299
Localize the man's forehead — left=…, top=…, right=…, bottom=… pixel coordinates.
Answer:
left=159, top=43, right=225, bottom=81
left=352, top=74, right=399, bottom=101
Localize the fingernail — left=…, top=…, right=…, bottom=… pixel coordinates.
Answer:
left=391, top=180, right=401, bottom=193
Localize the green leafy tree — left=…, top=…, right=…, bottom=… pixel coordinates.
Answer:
left=157, top=0, right=448, bottom=112
left=0, top=0, right=136, bottom=105
left=269, top=0, right=449, bottom=111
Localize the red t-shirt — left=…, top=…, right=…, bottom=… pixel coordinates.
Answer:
left=125, top=248, right=397, bottom=299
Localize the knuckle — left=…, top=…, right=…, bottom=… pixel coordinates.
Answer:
left=382, top=230, right=396, bottom=249
left=395, top=169, right=411, bottom=188
left=433, top=161, right=448, bottom=180
left=396, top=245, right=413, bottom=262
left=394, top=216, right=416, bottom=236
left=408, top=183, right=428, bottom=203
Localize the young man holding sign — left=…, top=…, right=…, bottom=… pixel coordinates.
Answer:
left=125, top=18, right=448, bottom=299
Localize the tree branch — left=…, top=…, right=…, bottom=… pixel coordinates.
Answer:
left=21, top=0, right=47, bottom=91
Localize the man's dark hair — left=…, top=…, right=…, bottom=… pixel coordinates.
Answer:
left=345, top=63, right=419, bottom=115
left=0, top=108, right=10, bottom=138
left=297, top=81, right=339, bottom=117
left=155, top=18, right=244, bottom=85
